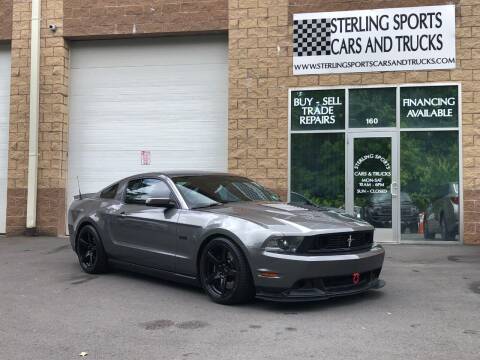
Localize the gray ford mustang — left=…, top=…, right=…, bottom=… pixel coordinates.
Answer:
left=68, top=171, right=385, bottom=304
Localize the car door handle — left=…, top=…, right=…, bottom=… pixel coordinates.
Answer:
left=119, top=211, right=127, bottom=216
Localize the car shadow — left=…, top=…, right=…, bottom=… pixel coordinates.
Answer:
left=247, top=290, right=386, bottom=313
left=106, top=268, right=205, bottom=296
left=96, top=266, right=386, bottom=311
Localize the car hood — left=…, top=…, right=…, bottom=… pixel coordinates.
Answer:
left=367, top=201, right=415, bottom=207
left=201, top=201, right=373, bottom=235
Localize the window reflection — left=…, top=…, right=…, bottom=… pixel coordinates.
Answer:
left=400, top=131, right=459, bottom=241
left=291, top=133, right=345, bottom=208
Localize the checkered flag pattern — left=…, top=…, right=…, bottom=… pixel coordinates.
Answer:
left=293, top=18, right=332, bottom=57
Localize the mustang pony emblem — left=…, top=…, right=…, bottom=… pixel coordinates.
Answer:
left=347, top=235, right=353, bottom=248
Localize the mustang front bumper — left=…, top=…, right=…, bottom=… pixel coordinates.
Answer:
left=251, top=244, right=385, bottom=302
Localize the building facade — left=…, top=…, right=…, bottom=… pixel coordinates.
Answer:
left=0, top=0, right=478, bottom=245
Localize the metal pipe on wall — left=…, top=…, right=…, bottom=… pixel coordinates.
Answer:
left=26, top=0, right=41, bottom=229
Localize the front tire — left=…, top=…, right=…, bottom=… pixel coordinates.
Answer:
left=76, top=225, right=108, bottom=274
left=199, top=238, right=254, bottom=305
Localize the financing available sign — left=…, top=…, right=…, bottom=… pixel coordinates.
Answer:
left=293, top=5, right=456, bottom=75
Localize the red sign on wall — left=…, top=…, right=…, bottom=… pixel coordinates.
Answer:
left=140, top=150, right=151, bottom=165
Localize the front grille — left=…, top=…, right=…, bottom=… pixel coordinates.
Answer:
left=292, top=268, right=381, bottom=292
left=379, top=207, right=391, bottom=215
left=296, top=231, right=374, bottom=254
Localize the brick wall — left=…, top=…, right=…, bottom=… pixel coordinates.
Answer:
left=228, top=0, right=290, bottom=200
left=288, top=0, right=460, bottom=16
left=63, top=0, right=228, bottom=38
left=7, top=0, right=31, bottom=234
left=7, top=0, right=68, bottom=235
left=0, top=0, right=13, bottom=41
left=228, top=0, right=480, bottom=244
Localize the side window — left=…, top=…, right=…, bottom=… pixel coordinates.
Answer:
left=125, top=178, right=172, bottom=204
left=100, top=183, right=118, bottom=199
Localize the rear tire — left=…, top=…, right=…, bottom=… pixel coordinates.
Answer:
left=441, top=217, right=455, bottom=241
left=199, top=238, right=254, bottom=305
left=423, top=220, right=435, bottom=239
left=409, top=223, right=418, bottom=234
left=76, top=225, right=109, bottom=274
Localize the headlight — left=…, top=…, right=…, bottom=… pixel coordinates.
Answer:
left=263, top=236, right=304, bottom=253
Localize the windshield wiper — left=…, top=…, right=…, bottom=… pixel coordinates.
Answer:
left=192, top=202, right=222, bottom=209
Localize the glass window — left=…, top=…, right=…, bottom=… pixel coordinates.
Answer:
left=291, top=89, right=345, bottom=131
left=400, top=86, right=458, bottom=128
left=349, top=87, right=396, bottom=128
left=100, top=183, right=118, bottom=199
left=125, top=178, right=172, bottom=204
left=172, top=175, right=280, bottom=209
left=400, top=131, right=459, bottom=241
left=290, top=133, right=345, bottom=208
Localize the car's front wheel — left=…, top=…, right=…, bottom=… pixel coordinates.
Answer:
left=199, top=238, right=254, bottom=305
left=76, top=225, right=108, bottom=274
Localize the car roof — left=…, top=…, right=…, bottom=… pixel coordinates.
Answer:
left=119, top=170, right=237, bottom=182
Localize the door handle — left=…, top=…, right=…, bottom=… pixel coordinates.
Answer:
left=119, top=211, right=126, bottom=216
left=390, top=181, right=398, bottom=197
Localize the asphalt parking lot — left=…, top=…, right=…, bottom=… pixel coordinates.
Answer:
left=0, top=236, right=479, bottom=360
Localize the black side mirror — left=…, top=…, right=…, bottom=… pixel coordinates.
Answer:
left=145, top=197, right=177, bottom=208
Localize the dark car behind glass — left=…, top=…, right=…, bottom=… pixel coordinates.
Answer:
left=424, top=182, right=459, bottom=241
left=362, top=192, right=419, bottom=233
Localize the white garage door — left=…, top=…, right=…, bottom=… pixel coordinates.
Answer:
left=0, top=44, right=11, bottom=234
left=68, top=35, right=228, bottom=207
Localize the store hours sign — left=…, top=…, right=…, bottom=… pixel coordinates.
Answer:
left=293, top=5, right=456, bottom=75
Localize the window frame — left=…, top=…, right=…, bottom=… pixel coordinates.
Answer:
left=99, top=183, right=119, bottom=199
left=123, top=177, right=178, bottom=206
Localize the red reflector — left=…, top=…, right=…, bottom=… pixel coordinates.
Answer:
left=451, top=196, right=459, bottom=205
left=352, top=272, right=361, bottom=285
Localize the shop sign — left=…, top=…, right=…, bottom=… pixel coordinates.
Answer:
left=400, top=85, right=458, bottom=128
left=290, top=89, right=345, bottom=130
left=293, top=5, right=456, bottom=75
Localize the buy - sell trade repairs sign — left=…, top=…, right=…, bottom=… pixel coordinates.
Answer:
left=293, top=5, right=456, bottom=75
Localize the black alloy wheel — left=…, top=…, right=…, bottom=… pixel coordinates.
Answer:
left=200, top=238, right=254, bottom=305
left=76, top=225, right=108, bottom=274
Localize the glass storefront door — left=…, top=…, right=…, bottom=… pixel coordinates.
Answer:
left=347, top=133, right=398, bottom=243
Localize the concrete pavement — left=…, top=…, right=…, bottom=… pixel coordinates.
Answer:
left=0, top=236, right=479, bottom=360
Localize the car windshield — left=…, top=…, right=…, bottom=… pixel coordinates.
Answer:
left=172, top=175, right=280, bottom=209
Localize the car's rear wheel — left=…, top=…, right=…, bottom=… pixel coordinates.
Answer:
left=423, top=219, right=435, bottom=239
left=409, top=223, right=418, bottom=234
left=441, top=217, right=455, bottom=241
left=199, top=238, right=254, bottom=305
left=76, top=225, right=108, bottom=274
